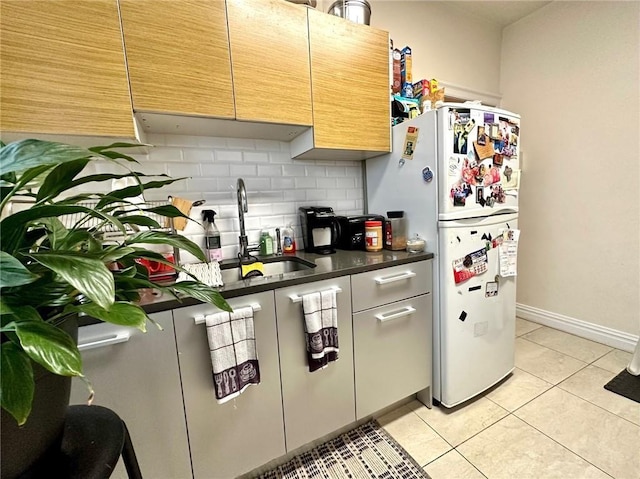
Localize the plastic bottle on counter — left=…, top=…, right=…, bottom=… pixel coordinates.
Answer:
left=260, top=230, right=274, bottom=256
left=202, top=210, right=222, bottom=261
left=282, top=223, right=296, bottom=253
left=365, top=220, right=383, bottom=252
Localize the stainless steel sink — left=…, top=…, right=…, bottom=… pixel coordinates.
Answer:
left=219, top=256, right=316, bottom=283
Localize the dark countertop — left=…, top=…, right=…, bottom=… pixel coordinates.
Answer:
left=139, top=249, right=434, bottom=314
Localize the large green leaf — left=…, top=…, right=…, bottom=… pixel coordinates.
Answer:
left=14, top=320, right=82, bottom=377
left=62, top=171, right=167, bottom=196
left=36, top=158, right=89, bottom=202
left=0, top=139, right=95, bottom=176
left=96, top=178, right=186, bottom=209
left=74, top=302, right=147, bottom=331
left=0, top=204, right=125, bottom=253
left=0, top=251, right=40, bottom=288
left=27, top=253, right=115, bottom=310
left=1, top=341, right=34, bottom=425
left=171, top=282, right=231, bottom=312
left=117, top=215, right=161, bottom=229
left=125, top=231, right=207, bottom=263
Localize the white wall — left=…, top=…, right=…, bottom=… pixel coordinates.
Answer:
left=500, top=1, right=640, bottom=336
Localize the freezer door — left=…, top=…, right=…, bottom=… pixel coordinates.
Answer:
left=437, top=105, right=520, bottom=221
left=437, top=213, right=518, bottom=407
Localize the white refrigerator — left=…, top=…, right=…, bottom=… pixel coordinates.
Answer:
left=366, top=103, right=521, bottom=407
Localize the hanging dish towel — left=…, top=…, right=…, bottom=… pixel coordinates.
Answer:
left=205, top=306, right=260, bottom=404
left=302, top=290, right=339, bottom=372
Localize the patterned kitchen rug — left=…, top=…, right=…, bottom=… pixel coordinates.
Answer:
left=604, top=369, right=640, bottom=404
left=256, top=420, right=431, bottom=479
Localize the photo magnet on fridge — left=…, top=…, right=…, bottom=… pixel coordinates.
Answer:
left=476, top=185, right=484, bottom=204
left=486, top=282, right=499, bottom=297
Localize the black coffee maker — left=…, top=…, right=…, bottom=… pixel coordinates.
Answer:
left=298, top=206, right=340, bottom=254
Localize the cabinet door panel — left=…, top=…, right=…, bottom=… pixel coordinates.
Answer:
left=308, top=11, right=390, bottom=151
left=228, top=0, right=312, bottom=126
left=174, top=292, right=285, bottom=479
left=120, top=0, right=234, bottom=118
left=0, top=0, right=134, bottom=137
left=353, top=295, right=432, bottom=419
left=275, top=276, right=354, bottom=451
left=70, top=311, right=191, bottom=479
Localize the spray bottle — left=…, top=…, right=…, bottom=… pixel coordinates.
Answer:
left=202, top=210, right=222, bottom=262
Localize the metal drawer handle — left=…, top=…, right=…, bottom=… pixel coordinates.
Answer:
left=78, top=332, right=131, bottom=351
left=375, top=306, right=416, bottom=322
left=194, top=303, right=262, bottom=325
left=290, top=287, right=342, bottom=303
left=374, top=271, right=416, bottom=285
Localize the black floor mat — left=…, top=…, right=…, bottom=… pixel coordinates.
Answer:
left=604, top=369, right=640, bottom=404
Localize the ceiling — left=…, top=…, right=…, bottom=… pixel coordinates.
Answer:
left=440, top=1, right=552, bottom=27
left=363, top=0, right=552, bottom=27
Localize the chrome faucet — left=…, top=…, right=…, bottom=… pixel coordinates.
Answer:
left=236, top=178, right=255, bottom=260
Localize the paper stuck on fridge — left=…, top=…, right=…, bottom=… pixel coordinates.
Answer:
left=499, top=228, right=520, bottom=277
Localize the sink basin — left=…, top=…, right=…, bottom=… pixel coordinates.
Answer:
left=219, top=256, right=316, bottom=284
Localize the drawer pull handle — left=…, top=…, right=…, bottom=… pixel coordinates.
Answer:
left=374, top=271, right=416, bottom=285
left=78, top=332, right=131, bottom=351
left=194, top=304, right=262, bottom=325
left=290, top=287, right=342, bottom=303
left=375, top=306, right=416, bottom=322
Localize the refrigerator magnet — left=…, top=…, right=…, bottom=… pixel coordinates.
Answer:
left=401, top=126, right=419, bottom=161
left=422, top=166, right=433, bottom=182
left=476, top=186, right=485, bottom=204
left=486, top=282, right=499, bottom=297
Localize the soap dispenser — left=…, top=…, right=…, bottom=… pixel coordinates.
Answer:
left=202, top=210, right=222, bottom=261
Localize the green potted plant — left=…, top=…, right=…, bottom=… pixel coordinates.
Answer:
left=0, top=139, right=231, bottom=477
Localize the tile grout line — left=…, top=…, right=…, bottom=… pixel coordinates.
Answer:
left=512, top=390, right=616, bottom=479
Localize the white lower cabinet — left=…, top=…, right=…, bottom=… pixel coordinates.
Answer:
left=173, top=291, right=285, bottom=479
left=351, top=260, right=433, bottom=419
left=70, top=311, right=192, bottom=479
left=274, top=276, right=355, bottom=452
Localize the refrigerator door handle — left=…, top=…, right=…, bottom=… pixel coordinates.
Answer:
left=374, top=271, right=416, bottom=285
left=375, top=306, right=416, bottom=322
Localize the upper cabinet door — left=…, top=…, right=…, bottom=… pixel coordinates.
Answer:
left=0, top=0, right=134, bottom=138
left=308, top=10, right=390, bottom=152
left=119, top=0, right=235, bottom=119
left=227, top=0, right=312, bottom=126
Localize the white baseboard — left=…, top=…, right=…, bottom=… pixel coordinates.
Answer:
left=516, top=303, right=638, bottom=353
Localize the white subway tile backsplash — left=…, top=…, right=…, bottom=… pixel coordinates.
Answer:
left=167, top=162, right=201, bottom=178
left=243, top=151, right=269, bottom=163
left=215, top=151, right=243, bottom=163
left=183, top=149, right=213, bottom=163
left=229, top=164, right=258, bottom=177
left=294, top=177, right=316, bottom=189
left=81, top=133, right=365, bottom=261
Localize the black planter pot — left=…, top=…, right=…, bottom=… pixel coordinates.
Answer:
left=0, top=317, right=78, bottom=479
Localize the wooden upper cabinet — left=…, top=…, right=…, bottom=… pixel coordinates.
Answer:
left=227, top=0, right=312, bottom=126
left=119, top=0, right=235, bottom=119
left=0, top=0, right=135, bottom=138
left=306, top=10, right=390, bottom=154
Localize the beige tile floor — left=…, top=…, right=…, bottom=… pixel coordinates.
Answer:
left=378, top=319, right=640, bottom=479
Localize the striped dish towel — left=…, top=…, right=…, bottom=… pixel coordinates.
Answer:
left=302, top=290, right=339, bottom=372
left=205, top=306, right=260, bottom=404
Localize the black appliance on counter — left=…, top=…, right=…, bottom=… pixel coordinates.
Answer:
left=298, top=206, right=340, bottom=254
left=336, top=214, right=386, bottom=250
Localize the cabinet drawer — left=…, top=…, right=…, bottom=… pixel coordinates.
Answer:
left=353, top=294, right=432, bottom=419
left=173, top=292, right=286, bottom=479
left=351, top=260, right=432, bottom=313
